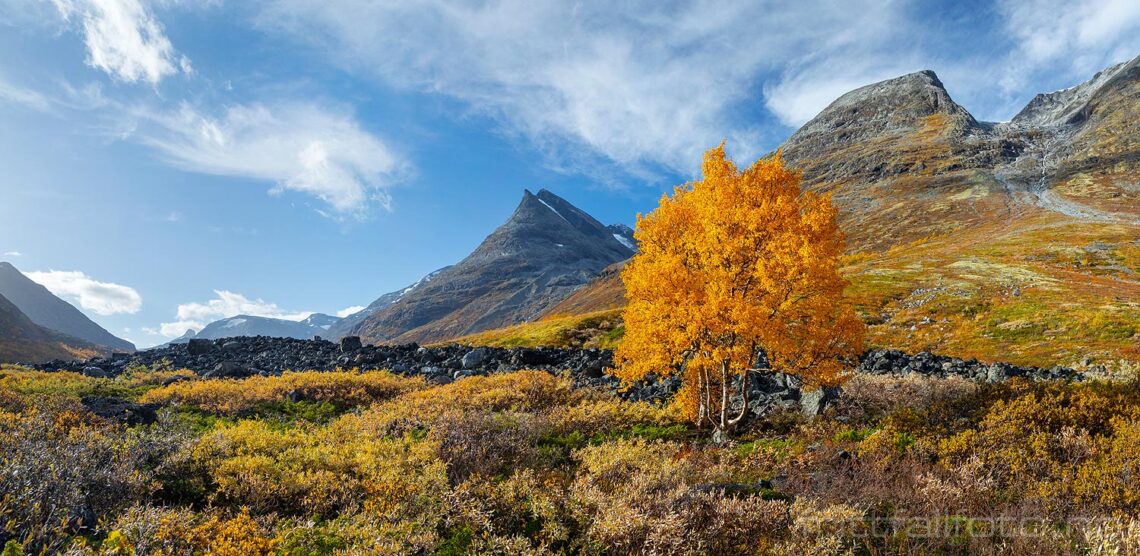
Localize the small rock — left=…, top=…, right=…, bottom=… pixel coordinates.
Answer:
left=461, top=347, right=489, bottom=369
left=800, top=386, right=840, bottom=417
left=81, top=366, right=108, bottom=378
left=187, top=338, right=215, bottom=355
left=340, top=336, right=363, bottom=352
left=209, top=361, right=244, bottom=378
left=428, top=373, right=453, bottom=385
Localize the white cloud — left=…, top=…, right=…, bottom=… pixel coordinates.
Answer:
left=336, top=305, right=365, bottom=318
left=253, top=0, right=1140, bottom=166
left=135, top=102, right=405, bottom=215
left=51, top=0, right=189, bottom=85
left=3, top=251, right=22, bottom=257
left=157, top=289, right=312, bottom=337
left=25, top=270, right=143, bottom=315
left=254, top=0, right=911, bottom=176
left=996, top=0, right=1140, bottom=93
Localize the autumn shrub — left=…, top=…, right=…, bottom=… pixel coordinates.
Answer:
left=430, top=409, right=548, bottom=483
left=1081, top=518, right=1140, bottom=554
left=447, top=469, right=576, bottom=552
left=546, top=396, right=680, bottom=438
left=771, top=498, right=864, bottom=556
left=191, top=413, right=450, bottom=550
left=937, top=380, right=1140, bottom=515
left=0, top=369, right=134, bottom=400
left=0, top=401, right=152, bottom=554
left=570, top=439, right=790, bottom=554
left=191, top=419, right=364, bottom=516
left=103, top=505, right=277, bottom=556
left=836, top=373, right=978, bottom=423
left=347, top=371, right=614, bottom=438
left=140, top=369, right=424, bottom=415
left=1073, top=417, right=1140, bottom=515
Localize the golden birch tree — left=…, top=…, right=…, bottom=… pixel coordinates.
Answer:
left=614, top=144, right=863, bottom=433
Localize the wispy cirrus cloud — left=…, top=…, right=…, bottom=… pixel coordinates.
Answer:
left=254, top=0, right=874, bottom=177
left=996, top=0, right=1140, bottom=91
left=25, top=270, right=142, bottom=315
left=133, top=101, right=406, bottom=216
left=254, top=0, right=1140, bottom=165
left=157, top=289, right=312, bottom=337
left=0, top=78, right=53, bottom=112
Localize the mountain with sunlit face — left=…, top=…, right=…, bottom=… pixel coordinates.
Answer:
left=537, top=57, right=1140, bottom=367
left=346, top=189, right=635, bottom=344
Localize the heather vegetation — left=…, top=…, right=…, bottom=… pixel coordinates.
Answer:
left=2, top=365, right=1140, bottom=554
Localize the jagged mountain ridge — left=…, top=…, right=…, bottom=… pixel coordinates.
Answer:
left=0, top=262, right=135, bottom=352
left=529, top=57, right=1140, bottom=366
left=349, top=189, right=634, bottom=344
left=780, top=56, right=1139, bottom=249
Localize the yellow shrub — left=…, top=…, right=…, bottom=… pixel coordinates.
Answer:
left=106, top=506, right=276, bottom=556
left=936, top=381, right=1140, bottom=515
left=191, top=415, right=449, bottom=551
left=772, top=498, right=863, bottom=556
left=1075, top=418, right=1140, bottom=515
left=571, top=439, right=788, bottom=554
left=141, top=370, right=423, bottom=415
left=345, top=371, right=585, bottom=436
left=547, top=397, right=680, bottom=437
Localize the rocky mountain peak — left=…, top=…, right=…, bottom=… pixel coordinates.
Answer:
left=349, top=188, right=635, bottom=344
left=473, top=189, right=632, bottom=263
left=1010, top=56, right=1138, bottom=128
left=783, top=70, right=978, bottom=161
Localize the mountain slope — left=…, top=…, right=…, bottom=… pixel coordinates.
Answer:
left=327, top=267, right=450, bottom=339
left=190, top=315, right=331, bottom=341
left=0, top=262, right=135, bottom=352
left=350, top=189, right=634, bottom=344
left=505, top=58, right=1140, bottom=367
left=0, top=292, right=99, bottom=363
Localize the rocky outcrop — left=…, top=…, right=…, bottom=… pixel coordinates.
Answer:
left=32, top=337, right=1083, bottom=415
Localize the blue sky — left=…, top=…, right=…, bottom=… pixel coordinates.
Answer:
left=0, top=0, right=1136, bottom=348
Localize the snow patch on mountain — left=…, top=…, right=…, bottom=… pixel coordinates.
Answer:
left=537, top=198, right=570, bottom=224
left=612, top=233, right=635, bottom=251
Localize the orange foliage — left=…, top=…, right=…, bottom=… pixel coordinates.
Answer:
left=615, top=145, right=863, bottom=431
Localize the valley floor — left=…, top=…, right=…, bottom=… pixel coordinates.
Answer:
left=2, top=360, right=1140, bottom=554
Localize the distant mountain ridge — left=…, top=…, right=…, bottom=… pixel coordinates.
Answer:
left=0, top=262, right=134, bottom=352
left=326, top=267, right=451, bottom=339
left=347, top=189, right=634, bottom=344
left=188, top=314, right=330, bottom=341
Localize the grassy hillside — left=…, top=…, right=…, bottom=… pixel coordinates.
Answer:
left=444, top=309, right=625, bottom=349
left=456, top=211, right=1139, bottom=369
